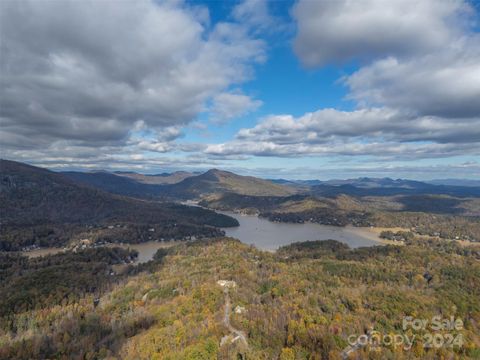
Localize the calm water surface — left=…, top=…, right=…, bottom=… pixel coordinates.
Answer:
left=221, top=211, right=381, bottom=251
left=23, top=211, right=382, bottom=261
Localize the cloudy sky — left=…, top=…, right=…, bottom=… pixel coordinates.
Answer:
left=1, top=0, right=479, bottom=179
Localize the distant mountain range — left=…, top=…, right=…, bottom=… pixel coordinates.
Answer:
left=272, top=177, right=432, bottom=188
left=34, top=165, right=480, bottom=200
left=63, top=168, right=295, bottom=200
left=270, top=177, right=429, bottom=188
left=163, top=169, right=295, bottom=198
left=113, top=170, right=196, bottom=185
left=318, top=177, right=428, bottom=188
left=272, top=177, right=480, bottom=197
left=269, top=179, right=323, bottom=187
left=3, top=160, right=480, bottom=213
left=427, top=179, right=480, bottom=187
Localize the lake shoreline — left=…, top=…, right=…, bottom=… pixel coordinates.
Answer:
left=16, top=206, right=395, bottom=261
left=219, top=210, right=384, bottom=251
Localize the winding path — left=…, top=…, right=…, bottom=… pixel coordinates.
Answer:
left=222, top=288, right=248, bottom=348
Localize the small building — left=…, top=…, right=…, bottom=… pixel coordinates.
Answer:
left=234, top=305, right=246, bottom=314
left=217, top=280, right=237, bottom=288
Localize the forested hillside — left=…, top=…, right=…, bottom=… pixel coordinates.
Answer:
left=114, top=170, right=195, bottom=185
left=62, top=168, right=295, bottom=200
left=202, top=193, right=480, bottom=241
left=1, top=238, right=479, bottom=359
left=0, top=160, right=238, bottom=250
left=164, top=169, right=296, bottom=198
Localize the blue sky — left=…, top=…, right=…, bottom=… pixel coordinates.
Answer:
left=1, top=0, right=479, bottom=179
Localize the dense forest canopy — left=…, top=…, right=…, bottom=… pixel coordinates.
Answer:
left=0, top=238, right=479, bottom=359
left=0, top=160, right=238, bottom=251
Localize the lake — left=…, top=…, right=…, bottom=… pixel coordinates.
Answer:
left=23, top=211, right=382, bottom=262
left=220, top=211, right=382, bottom=251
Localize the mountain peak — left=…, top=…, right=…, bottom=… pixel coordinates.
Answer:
left=205, top=168, right=227, bottom=174
left=202, top=168, right=235, bottom=180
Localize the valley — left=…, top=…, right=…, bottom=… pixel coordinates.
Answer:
left=1, top=160, right=480, bottom=359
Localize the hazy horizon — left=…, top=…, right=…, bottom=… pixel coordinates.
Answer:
left=4, top=158, right=480, bottom=183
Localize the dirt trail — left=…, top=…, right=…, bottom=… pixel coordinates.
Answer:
left=222, top=289, right=248, bottom=348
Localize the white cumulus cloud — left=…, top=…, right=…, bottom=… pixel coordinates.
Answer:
left=210, top=91, right=262, bottom=123
left=293, top=0, right=471, bottom=66
left=0, top=0, right=265, bottom=157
